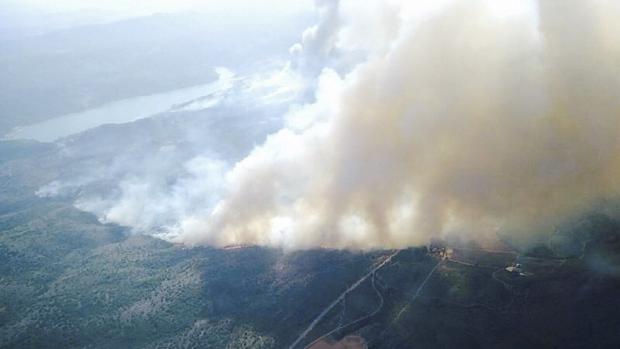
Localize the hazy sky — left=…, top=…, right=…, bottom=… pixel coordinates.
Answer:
left=0, top=0, right=315, bottom=38
left=2, top=0, right=314, bottom=16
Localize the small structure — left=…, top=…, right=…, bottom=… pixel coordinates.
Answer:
left=428, top=239, right=453, bottom=260
left=505, top=263, right=526, bottom=276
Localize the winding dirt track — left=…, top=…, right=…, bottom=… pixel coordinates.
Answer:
left=288, top=251, right=400, bottom=349
left=304, top=267, right=384, bottom=349
left=293, top=248, right=513, bottom=348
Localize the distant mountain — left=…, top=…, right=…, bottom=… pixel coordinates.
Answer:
left=0, top=11, right=312, bottom=136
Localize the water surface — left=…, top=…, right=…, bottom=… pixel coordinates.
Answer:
left=4, top=68, right=234, bottom=142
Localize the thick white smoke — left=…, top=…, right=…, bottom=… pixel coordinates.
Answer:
left=51, top=0, right=620, bottom=250
left=169, top=0, right=620, bottom=249
left=289, top=0, right=341, bottom=74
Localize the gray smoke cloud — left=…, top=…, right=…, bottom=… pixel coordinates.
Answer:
left=168, top=0, right=620, bottom=249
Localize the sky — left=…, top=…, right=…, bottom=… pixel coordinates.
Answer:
left=2, top=0, right=314, bottom=16
left=0, top=0, right=315, bottom=41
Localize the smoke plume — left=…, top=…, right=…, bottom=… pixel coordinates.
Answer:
left=167, top=0, right=620, bottom=249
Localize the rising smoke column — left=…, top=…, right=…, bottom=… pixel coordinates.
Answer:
left=174, top=0, right=620, bottom=250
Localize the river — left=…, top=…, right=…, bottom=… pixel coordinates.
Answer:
left=3, top=68, right=234, bottom=143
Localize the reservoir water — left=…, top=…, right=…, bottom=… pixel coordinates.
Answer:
left=4, top=68, right=234, bottom=143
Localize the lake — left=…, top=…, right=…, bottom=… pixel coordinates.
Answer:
left=3, top=68, right=234, bottom=143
